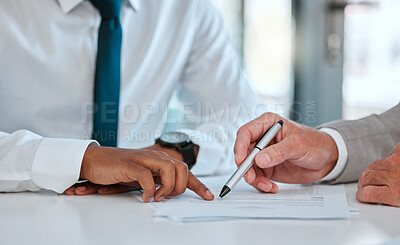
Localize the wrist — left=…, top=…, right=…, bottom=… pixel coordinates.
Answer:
left=151, top=143, right=199, bottom=162
left=81, top=143, right=99, bottom=179
left=156, top=143, right=184, bottom=161
left=320, top=131, right=339, bottom=176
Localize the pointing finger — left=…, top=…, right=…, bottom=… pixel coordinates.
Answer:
left=187, top=172, right=214, bottom=201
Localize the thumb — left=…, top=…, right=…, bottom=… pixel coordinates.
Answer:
left=254, top=137, right=297, bottom=169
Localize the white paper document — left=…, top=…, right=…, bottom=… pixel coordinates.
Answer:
left=133, top=176, right=350, bottom=222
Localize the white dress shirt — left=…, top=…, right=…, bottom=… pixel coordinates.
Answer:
left=0, top=0, right=259, bottom=193
left=319, top=128, right=349, bottom=181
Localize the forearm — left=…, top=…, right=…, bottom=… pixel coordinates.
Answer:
left=0, top=130, right=42, bottom=192
left=320, top=104, right=400, bottom=183
left=0, top=130, right=95, bottom=193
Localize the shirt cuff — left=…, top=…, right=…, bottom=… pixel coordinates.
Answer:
left=176, top=128, right=226, bottom=176
left=31, top=138, right=98, bottom=193
left=319, top=128, right=348, bottom=182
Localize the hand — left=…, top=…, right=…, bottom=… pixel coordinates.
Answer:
left=144, top=143, right=199, bottom=163
left=234, top=113, right=339, bottom=193
left=64, top=144, right=214, bottom=202
left=357, top=143, right=400, bottom=207
left=65, top=144, right=199, bottom=196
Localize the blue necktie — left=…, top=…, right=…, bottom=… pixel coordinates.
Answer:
left=90, top=0, right=123, bottom=147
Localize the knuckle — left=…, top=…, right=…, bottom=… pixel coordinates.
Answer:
left=145, top=150, right=158, bottom=155
left=138, top=169, right=152, bottom=180
left=176, top=188, right=186, bottom=195
left=270, top=146, right=285, bottom=161
left=164, top=185, right=174, bottom=193
left=158, top=159, right=175, bottom=173
left=364, top=171, right=373, bottom=181
left=262, top=112, right=275, bottom=120
left=237, top=125, right=246, bottom=136
left=157, top=151, right=170, bottom=157
left=383, top=160, right=396, bottom=170
left=164, top=160, right=175, bottom=170
left=368, top=160, right=381, bottom=170
left=137, top=151, right=153, bottom=161
left=388, top=154, right=400, bottom=165
left=361, top=189, right=370, bottom=200
left=359, top=171, right=366, bottom=182
left=236, top=128, right=252, bottom=143
left=173, top=186, right=187, bottom=196
left=261, top=112, right=279, bottom=125
left=176, top=161, right=189, bottom=172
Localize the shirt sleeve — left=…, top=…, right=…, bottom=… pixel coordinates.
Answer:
left=177, top=0, right=262, bottom=176
left=0, top=130, right=97, bottom=193
left=319, top=128, right=349, bottom=182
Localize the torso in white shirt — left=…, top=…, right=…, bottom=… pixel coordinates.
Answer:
left=0, top=0, right=200, bottom=148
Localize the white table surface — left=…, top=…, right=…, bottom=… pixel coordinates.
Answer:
left=1, top=179, right=400, bottom=245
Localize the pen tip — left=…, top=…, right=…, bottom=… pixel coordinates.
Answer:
left=219, top=186, right=231, bottom=199
left=277, top=120, right=283, bottom=126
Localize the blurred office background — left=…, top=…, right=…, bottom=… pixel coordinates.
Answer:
left=209, top=0, right=400, bottom=126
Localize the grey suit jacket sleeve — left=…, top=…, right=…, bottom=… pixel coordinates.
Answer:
left=319, top=104, right=400, bottom=184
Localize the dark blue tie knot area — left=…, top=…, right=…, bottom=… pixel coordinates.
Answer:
left=90, top=0, right=123, bottom=19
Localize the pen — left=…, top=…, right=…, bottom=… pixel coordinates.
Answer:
left=219, top=120, right=284, bottom=199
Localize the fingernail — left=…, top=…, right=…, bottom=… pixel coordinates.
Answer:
left=263, top=154, right=271, bottom=166
left=272, top=184, right=279, bottom=193
left=145, top=197, right=152, bottom=203
left=157, top=196, right=165, bottom=202
left=98, top=187, right=108, bottom=192
left=77, top=186, right=87, bottom=192
left=206, top=190, right=214, bottom=197
left=235, top=152, right=238, bottom=160
left=258, top=183, right=270, bottom=192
